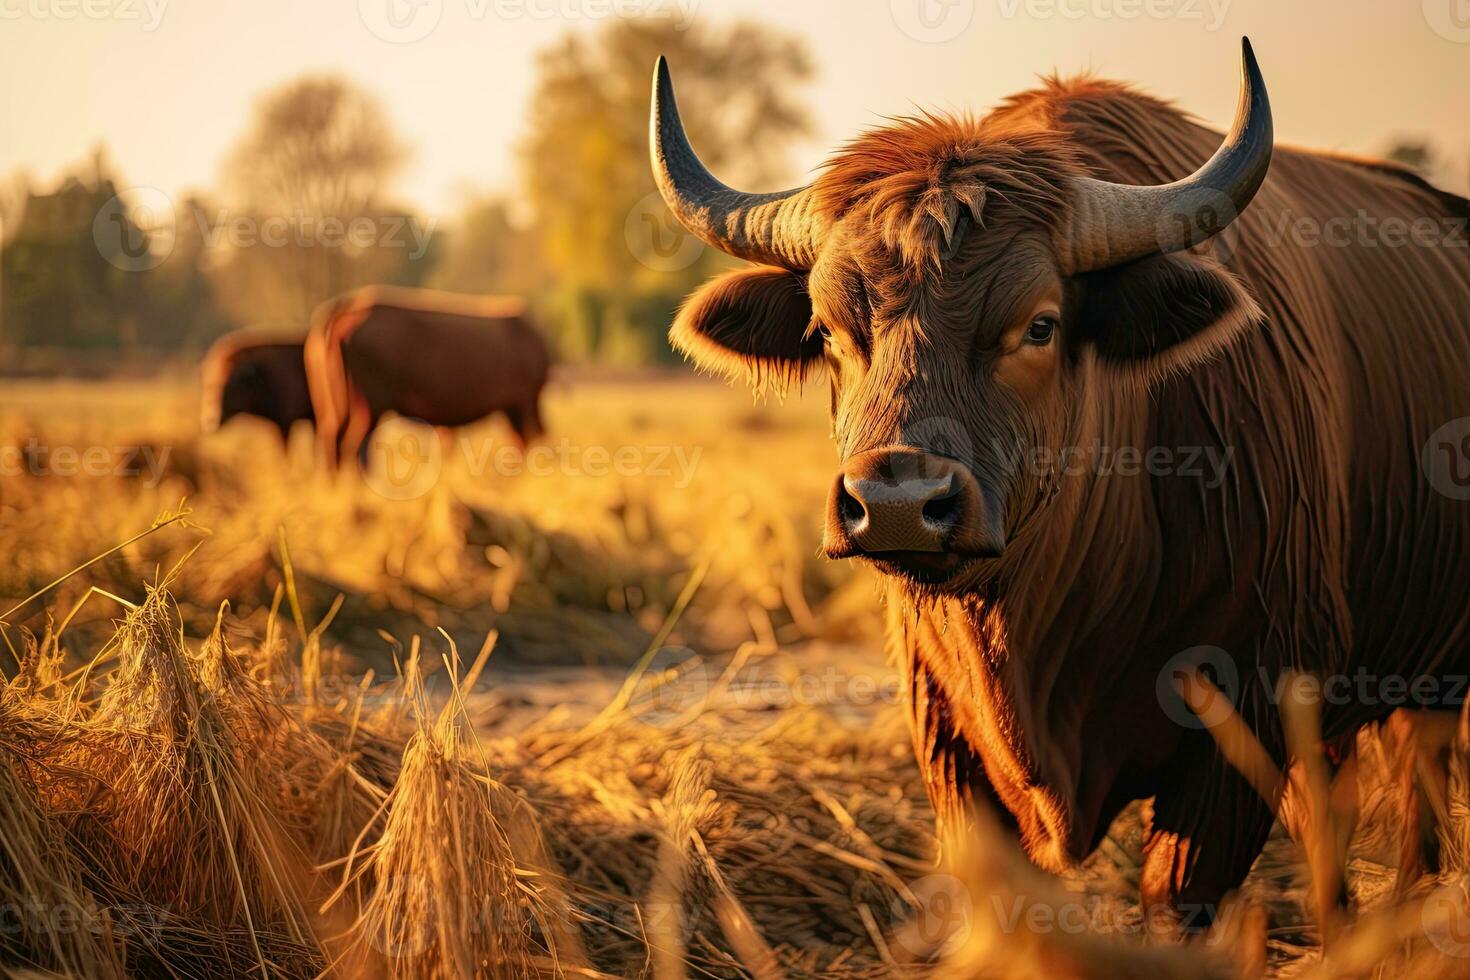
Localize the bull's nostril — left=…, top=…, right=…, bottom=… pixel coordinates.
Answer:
left=922, top=487, right=962, bottom=527
left=837, top=483, right=866, bottom=527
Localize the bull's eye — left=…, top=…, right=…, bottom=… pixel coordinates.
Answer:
left=1025, top=315, right=1058, bottom=346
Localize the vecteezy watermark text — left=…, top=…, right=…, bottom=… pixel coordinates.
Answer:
left=0, top=0, right=167, bottom=30
left=1262, top=209, right=1468, bottom=251
left=94, top=189, right=436, bottom=272
left=363, top=420, right=704, bottom=500
left=1, top=439, right=171, bottom=488
left=995, top=0, right=1230, bottom=30
left=1005, top=439, right=1235, bottom=488
left=358, top=0, right=697, bottom=44
left=1158, top=647, right=1470, bottom=731
left=194, top=208, right=435, bottom=259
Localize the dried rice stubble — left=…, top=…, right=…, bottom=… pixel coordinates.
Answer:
left=77, top=585, right=326, bottom=977
left=0, top=694, right=127, bottom=979
left=336, top=656, right=591, bottom=979
left=508, top=693, right=935, bottom=979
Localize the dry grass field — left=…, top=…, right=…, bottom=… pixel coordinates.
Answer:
left=2, top=373, right=1469, bottom=978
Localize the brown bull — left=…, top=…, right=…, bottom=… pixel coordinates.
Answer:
left=200, top=330, right=313, bottom=445
left=303, top=286, right=551, bottom=469
left=651, top=39, right=1470, bottom=926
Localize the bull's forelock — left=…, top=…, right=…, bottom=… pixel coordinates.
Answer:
left=882, top=177, right=986, bottom=275
left=810, top=114, right=1075, bottom=276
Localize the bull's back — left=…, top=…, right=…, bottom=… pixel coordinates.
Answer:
left=1170, top=139, right=1470, bottom=699
left=1058, top=89, right=1470, bottom=714
left=1265, top=151, right=1470, bottom=683
left=337, top=300, right=549, bottom=426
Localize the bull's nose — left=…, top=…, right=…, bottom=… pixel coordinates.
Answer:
left=835, top=469, right=960, bottom=552
left=825, top=447, right=994, bottom=563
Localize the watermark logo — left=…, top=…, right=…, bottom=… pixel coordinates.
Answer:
left=93, top=187, right=175, bottom=272
left=363, top=418, right=445, bottom=501
left=359, top=0, right=443, bottom=42
left=627, top=645, right=709, bottom=729
left=1423, top=0, right=1470, bottom=43
left=1157, top=645, right=1239, bottom=729
left=1422, top=417, right=1470, bottom=501
left=1424, top=882, right=1470, bottom=957
left=1155, top=186, right=1241, bottom=264
left=890, top=0, right=975, bottom=42
left=625, top=192, right=704, bottom=272
left=892, top=873, right=973, bottom=955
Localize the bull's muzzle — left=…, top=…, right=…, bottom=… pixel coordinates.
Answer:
left=824, top=447, right=999, bottom=579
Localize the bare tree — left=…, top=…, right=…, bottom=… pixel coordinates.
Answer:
left=216, top=76, right=410, bottom=328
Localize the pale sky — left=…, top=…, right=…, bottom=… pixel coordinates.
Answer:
left=2, top=0, right=1466, bottom=219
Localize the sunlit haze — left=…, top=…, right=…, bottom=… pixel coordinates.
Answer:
left=4, top=0, right=1466, bottom=218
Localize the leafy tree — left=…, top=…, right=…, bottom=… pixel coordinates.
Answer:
left=0, top=155, right=234, bottom=353
left=0, top=171, right=29, bottom=244
left=428, top=196, right=547, bottom=298
left=144, top=192, right=236, bottom=349
left=212, top=76, right=423, bottom=330
left=2, top=172, right=138, bottom=349
left=517, top=19, right=813, bottom=360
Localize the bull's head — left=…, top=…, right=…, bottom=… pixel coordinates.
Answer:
left=653, top=40, right=1271, bottom=590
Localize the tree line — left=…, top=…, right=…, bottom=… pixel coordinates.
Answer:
left=0, top=19, right=813, bottom=366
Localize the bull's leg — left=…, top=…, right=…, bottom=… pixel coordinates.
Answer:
left=1412, top=711, right=1458, bottom=877
left=506, top=397, right=546, bottom=450
left=355, top=421, right=379, bottom=471
left=502, top=406, right=529, bottom=451
left=1327, top=749, right=1360, bottom=900
left=339, top=395, right=376, bottom=473
left=522, top=392, right=546, bottom=442
left=1140, top=757, right=1275, bottom=933
left=317, top=416, right=342, bottom=472
left=1385, top=709, right=1457, bottom=894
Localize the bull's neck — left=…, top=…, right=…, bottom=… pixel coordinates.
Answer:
left=890, top=397, right=1169, bottom=864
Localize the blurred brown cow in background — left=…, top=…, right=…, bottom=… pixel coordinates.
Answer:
left=200, top=330, right=313, bottom=446
left=304, top=286, right=551, bottom=470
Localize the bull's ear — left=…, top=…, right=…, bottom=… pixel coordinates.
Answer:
left=670, top=265, right=820, bottom=390
left=1072, top=251, right=1264, bottom=386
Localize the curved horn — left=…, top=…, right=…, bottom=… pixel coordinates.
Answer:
left=1062, top=37, right=1273, bottom=273
left=650, top=56, right=823, bottom=270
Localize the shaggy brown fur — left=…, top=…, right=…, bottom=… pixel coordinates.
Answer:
left=304, top=286, right=552, bottom=470
left=669, top=73, right=1470, bottom=925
